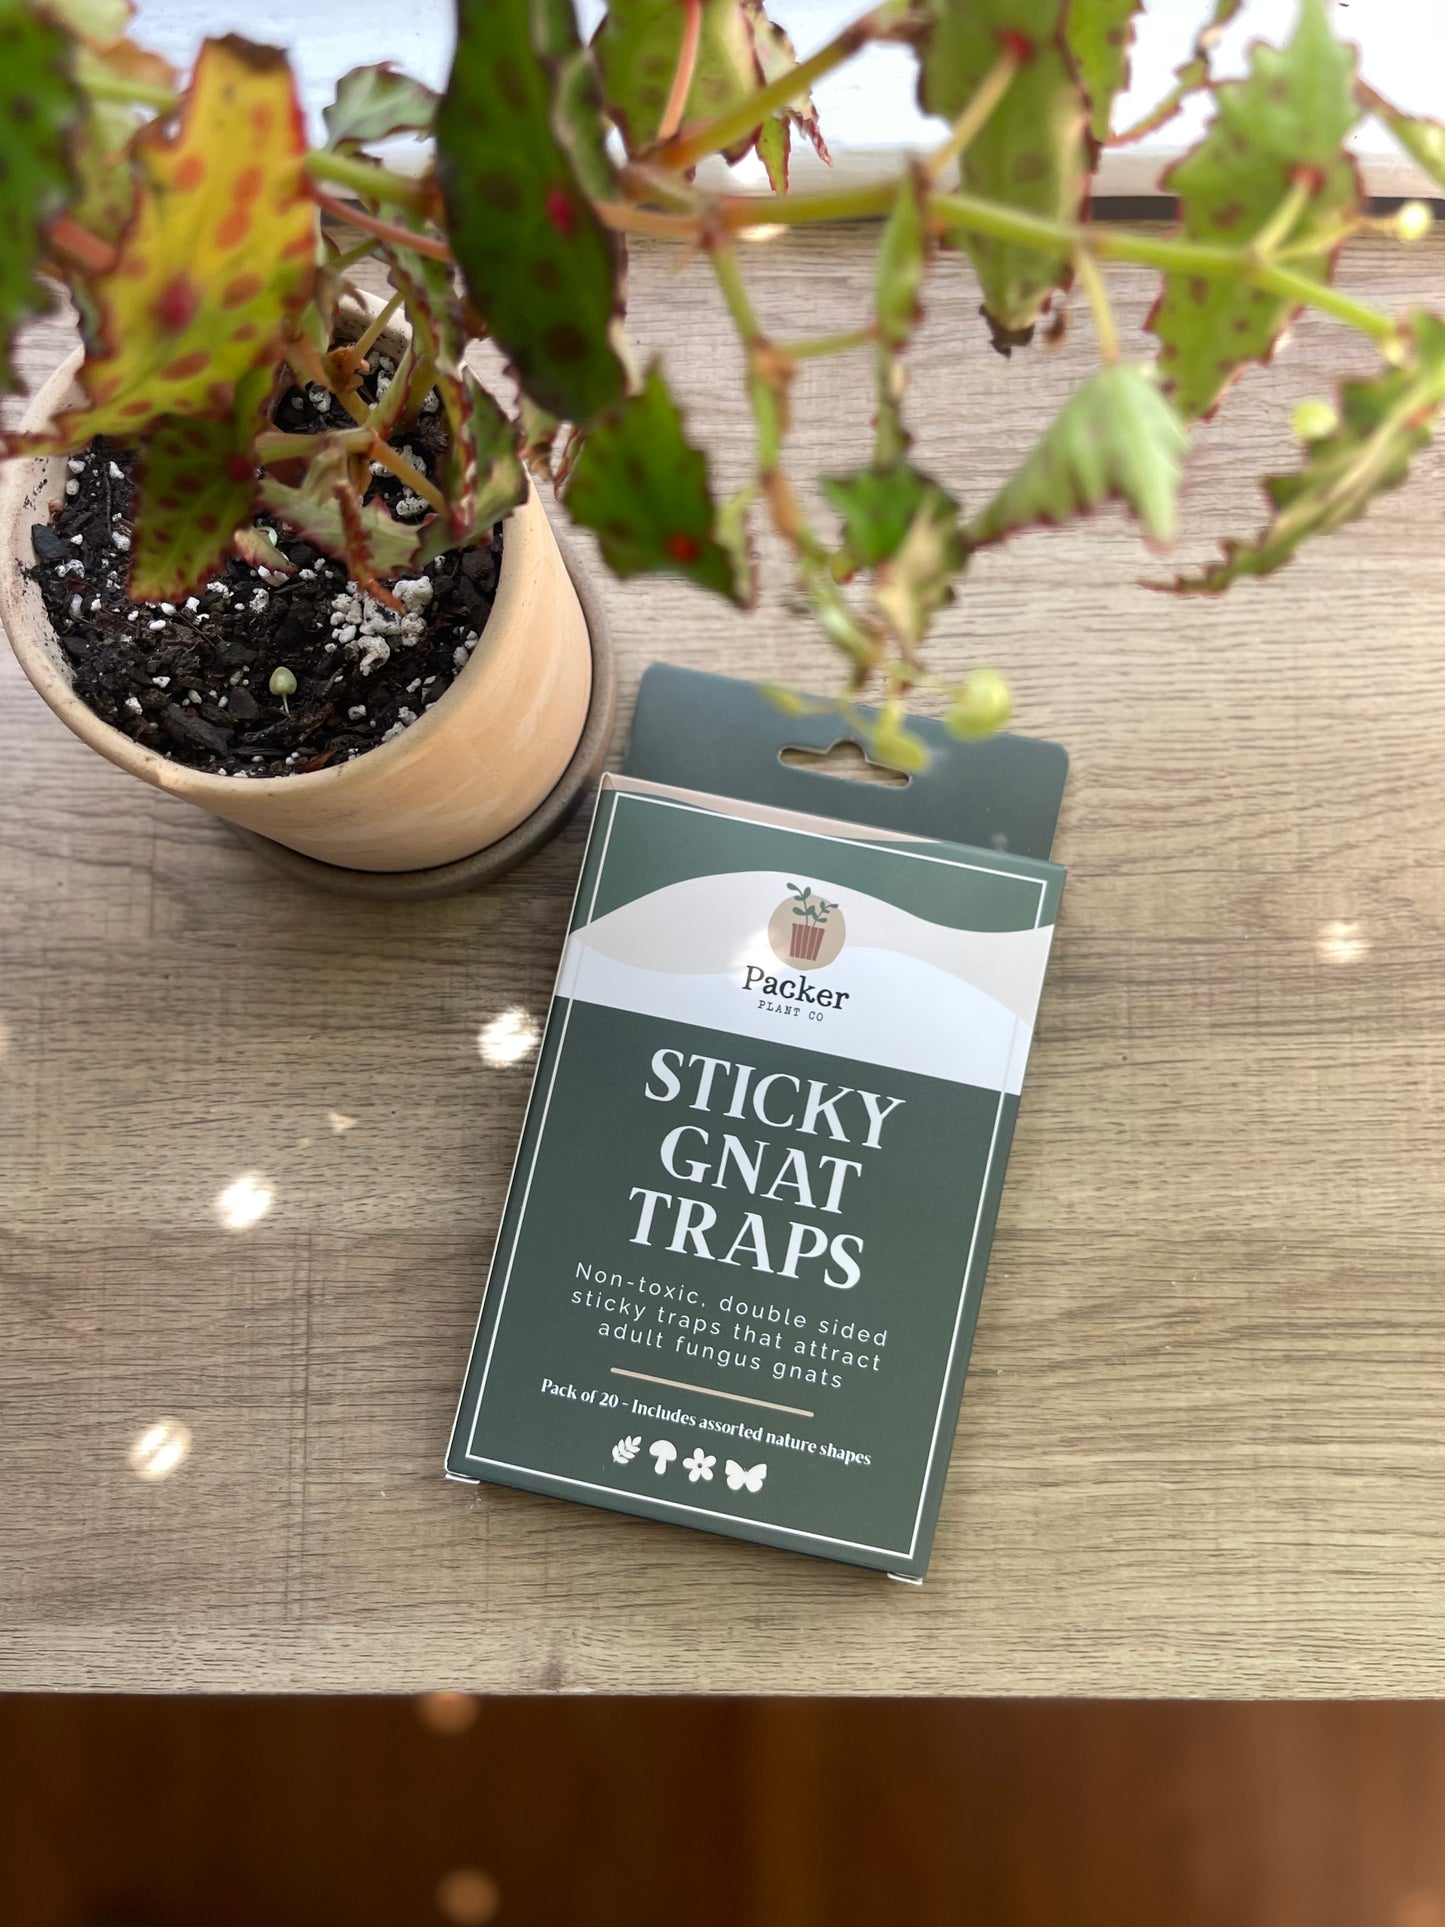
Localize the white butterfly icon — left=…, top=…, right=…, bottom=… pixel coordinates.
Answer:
left=725, top=1460, right=767, bottom=1494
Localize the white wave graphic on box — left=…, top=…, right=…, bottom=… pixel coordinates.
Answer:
left=559, top=871, right=1054, bottom=1093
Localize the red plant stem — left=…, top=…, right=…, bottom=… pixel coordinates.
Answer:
left=312, top=190, right=453, bottom=262
left=46, top=214, right=118, bottom=276
left=657, top=0, right=703, bottom=143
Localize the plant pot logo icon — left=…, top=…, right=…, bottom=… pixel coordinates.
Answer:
left=767, top=883, right=846, bottom=972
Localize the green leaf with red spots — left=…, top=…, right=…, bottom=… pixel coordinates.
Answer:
left=258, top=445, right=420, bottom=594
left=0, top=0, right=82, bottom=392
left=594, top=0, right=756, bottom=158
left=563, top=362, right=749, bottom=605
left=1065, top=0, right=1143, bottom=144
left=436, top=0, right=626, bottom=427
left=323, top=63, right=437, bottom=150
left=823, top=461, right=948, bottom=570
left=1148, top=0, right=1360, bottom=422
left=4, top=35, right=315, bottom=453
left=1172, top=313, right=1445, bottom=594
left=967, top=363, right=1187, bottom=547
left=918, top=0, right=1091, bottom=347
left=128, top=366, right=272, bottom=601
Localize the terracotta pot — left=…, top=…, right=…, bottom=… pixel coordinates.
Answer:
left=0, top=298, right=592, bottom=872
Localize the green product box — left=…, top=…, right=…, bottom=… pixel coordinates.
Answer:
left=448, top=691, right=1065, bottom=1580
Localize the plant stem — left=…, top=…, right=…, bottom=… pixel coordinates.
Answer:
left=1250, top=176, right=1314, bottom=260
left=657, top=0, right=703, bottom=143
left=80, top=69, right=178, bottom=111
left=1074, top=251, right=1117, bottom=362
left=781, top=326, right=877, bottom=359
left=654, top=0, right=909, bottom=172
left=255, top=428, right=372, bottom=463
left=307, top=149, right=434, bottom=214
left=594, top=199, right=703, bottom=239
left=311, top=189, right=453, bottom=261
left=723, top=182, right=899, bottom=228
left=926, top=48, right=1019, bottom=180
left=709, top=238, right=762, bottom=346
left=352, top=290, right=404, bottom=360
left=367, top=437, right=446, bottom=513
left=929, top=191, right=1399, bottom=344
left=46, top=213, right=118, bottom=276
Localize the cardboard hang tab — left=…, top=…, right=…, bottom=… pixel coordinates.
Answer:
left=623, top=664, right=1069, bottom=862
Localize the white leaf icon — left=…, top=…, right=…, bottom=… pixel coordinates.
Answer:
left=611, top=1434, right=642, bottom=1465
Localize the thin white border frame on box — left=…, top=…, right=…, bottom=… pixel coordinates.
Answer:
left=449, top=786, right=1050, bottom=1571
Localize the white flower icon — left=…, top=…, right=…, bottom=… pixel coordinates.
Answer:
left=682, top=1449, right=715, bottom=1483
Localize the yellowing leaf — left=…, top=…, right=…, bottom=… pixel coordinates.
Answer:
left=967, top=363, right=1188, bottom=547
left=8, top=36, right=314, bottom=451
left=0, top=0, right=82, bottom=391
left=919, top=0, right=1090, bottom=346
left=129, top=367, right=271, bottom=601
left=1173, top=313, right=1445, bottom=593
left=1148, top=0, right=1359, bottom=421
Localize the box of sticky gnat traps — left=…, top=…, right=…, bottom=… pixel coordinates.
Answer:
left=447, top=666, right=1068, bottom=1581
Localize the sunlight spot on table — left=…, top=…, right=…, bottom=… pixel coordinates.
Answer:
left=128, top=1418, right=193, bottom=1482
left=416, top=1691, right=480, bottom=1735
left=1315, top=918, right=1370, bottom=966
left=213, top=1172, right=274, bottom=1231
left=477, top=1008, right=539, bottom=1067
left=1395, top=1892, right=1445, bottom=1927
left=327, top=1110, right=358, bottom=1134
left=436, top=1868, right=501, bottom=1926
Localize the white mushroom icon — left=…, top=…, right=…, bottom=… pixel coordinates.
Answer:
left=648, top=1439, right=678, bottom=1475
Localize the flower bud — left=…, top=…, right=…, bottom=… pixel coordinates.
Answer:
left=1396, top=201, right=1433, bottom=243
left=946, top=668, right=1012, bottom=740
left=1291, top=399, right=1338, bottom=444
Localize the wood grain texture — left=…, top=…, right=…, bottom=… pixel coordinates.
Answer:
left=3, top=228, right=1445, bottom=1694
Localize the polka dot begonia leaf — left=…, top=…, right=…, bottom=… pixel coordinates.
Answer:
left=563, top=363, right=750, bottom=607
left=1147, top=0, right=1360, bottom=422
left=127, top=365, right=271, bottom=602
left=918, top=0, right=1091, bottom=346
left=7, top=35, right=315, bottom=454
left=436, top=0, right=626, bottom=428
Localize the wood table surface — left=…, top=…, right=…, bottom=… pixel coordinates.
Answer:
left=4, top=224, right=1445, bottom=1696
